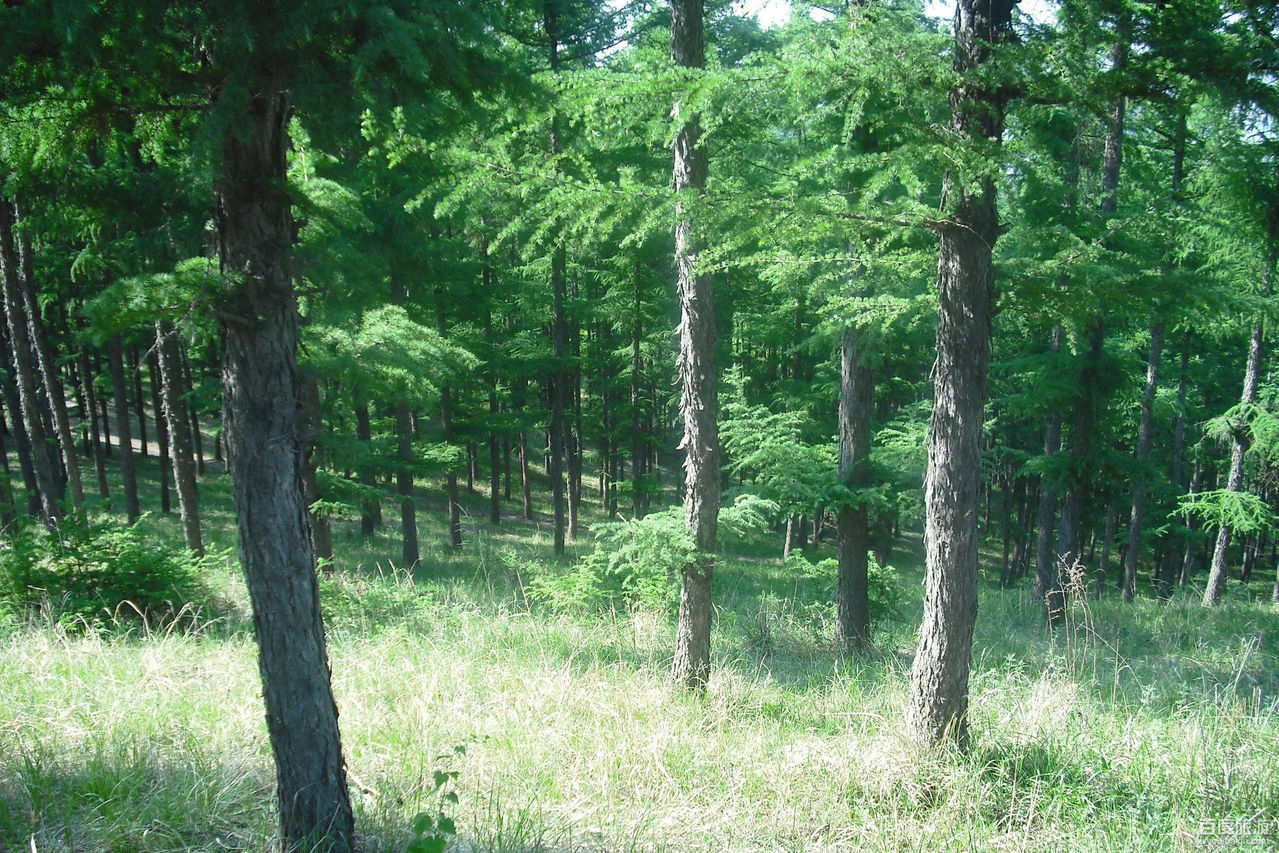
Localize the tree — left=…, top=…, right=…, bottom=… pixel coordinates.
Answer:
left=906, top=0, right=1016, bottom=749
left=670, top=0, right=720, bottom=691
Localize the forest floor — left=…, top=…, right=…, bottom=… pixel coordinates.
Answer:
left=1, top=448, right=1278, bottom=852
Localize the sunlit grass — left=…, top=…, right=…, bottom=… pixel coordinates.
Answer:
left=2, top=459, right=1277, bottom=851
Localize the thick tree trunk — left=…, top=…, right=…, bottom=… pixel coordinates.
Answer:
left=906, top=0, right=1012, bottom=750
left=837, top=325, right=873, bottom=650
left=1123, top=325, right=1162, bottom=601
left=1033, top=325, right=1064, bottom=600
left=0, top=200, right=61, bottom=524
left=13, top=205, right=84, bottom=513
left=1205, top=316, right=1264, bottom=605
left=157, top=321, right=203, bottom=555
left=216, top=89, right=353, bottom=851
left=670, top=0, right=719, bottom=692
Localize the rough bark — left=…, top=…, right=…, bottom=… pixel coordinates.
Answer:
left=670, top=0, right=719, bottom=692
left=0, top=335, right=40, bottom=517
left=157, top=321, right=203, bottom=555
left=215, top=88, right=353, bottom=851
left=1122, top=325, right=1162, bottom=601
left=1204, top=316, right=1264, bottom=605
left=13, top=202, right=83, bottom=513
left=906, top=0, right=1012, bottom=749
left=77, top=349, right=110, bottom=499
left=837, top=325, right=873, bottom=650
left=0, top=200, right=60, bottom=524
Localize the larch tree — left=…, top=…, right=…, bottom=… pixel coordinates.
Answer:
left=670, top=0, right=720, bottom=691
left=906, top=0, right=1016, bottom=748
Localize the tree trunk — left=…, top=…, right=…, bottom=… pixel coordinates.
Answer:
left=130, top=344, right=148, bottom=458
left=631, top=263, right=646, bottom=519
left=437, top=293, right=463, bottom=550
left=1123, top=325, right=1162, bottom=601
left=0, top=339, right=40, bottom=518
left=1157, top=334, right=1191, bottom=599
left=355, top=401, right=381, bottom=534
left=147, top=349, right=172, bottom=515
left=670, top=0, right=719, bottom=691
left=569, top=279, right=583, bottom=540
left=216, top=88, right=353, bottom=851
left=485, top=293, right=501, bottom=527
left=181, top=345, right=206, bottom=475
left=1098, top=500, right=1117, bottom=596
left=299, top=367, right=333, bottom=571
left=13, top=203, right=83, bottom=513
left=157, top=321, right=203, bottom=554
left=1205, top=316, right=1265, bottom=605
left=906, top=0, right=1011, bottom=750
left=77, top=349, right=110, bottom=499
left=396, top=400, right=419, bottom=566
left=1053, top=317, right=1104, bottom=620
left=0, top=200, right=61, bottom=524
left=1033, top=325, right=1064, bottom=600
left=837, top=325, right=873, bottom=650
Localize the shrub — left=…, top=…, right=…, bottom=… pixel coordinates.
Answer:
left=0, top=516, right=211, bottom=629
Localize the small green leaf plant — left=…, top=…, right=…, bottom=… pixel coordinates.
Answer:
left=407, top=746, right=466, bottom=853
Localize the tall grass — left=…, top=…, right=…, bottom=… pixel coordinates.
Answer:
left=1, top=471, right=1277, bottom=851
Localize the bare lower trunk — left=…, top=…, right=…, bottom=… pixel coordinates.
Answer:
left=670, top=0, right=719, bottom=692
left=1123, top=325, right=1162, bottom=601
left=906, top=0, right=1011, bottom=750
left=0, top=201, right=60, bottom=524
left=1033, top=325, right=1064, bottom=600
left=299, top=368, right=333, bottom=570
left=1157, top=335, right=1191, bottom=599
left=78, top=349, right=110, bottom=499
left=1205, top=315, right=1264, bottom=605
left=216, top=88, right=352, bottom=851
left=108, top=335, right=141, bottom=523
left=14, top=205, right=83, bottom=513
left=837, top=325, right=873, bottom=650
left=355, top=401, right=380, bottom=535
left=157, top=321, right=203, bottom=555
left=396, top=400, right=419, bottom=566
left=148, top=348, right=173, bottom=514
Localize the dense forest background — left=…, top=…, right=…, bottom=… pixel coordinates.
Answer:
left=2, top=1, right=1278, bottom=851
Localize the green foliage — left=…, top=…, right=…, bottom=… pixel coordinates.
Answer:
left=407, top=746, right=465, bottom=853
left=0, top=517, right=213, bottom=630
left=782, top=552, right=908, bottom=629
left=526, top=495, right=778, bottom=615
left=1175, top=489, right=1277, bottom=537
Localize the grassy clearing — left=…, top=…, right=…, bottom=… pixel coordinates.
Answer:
left=1, top=464, right=1278, bottom=852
